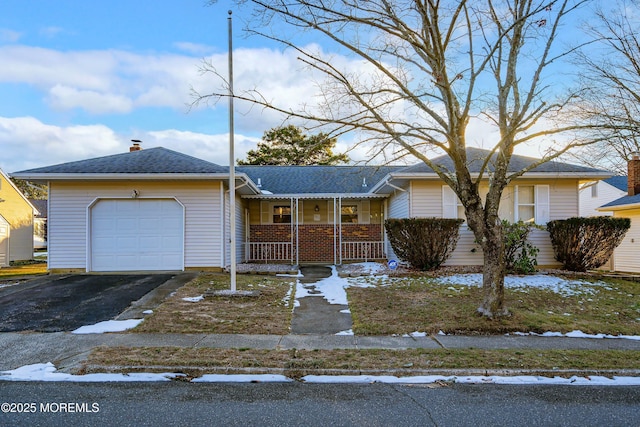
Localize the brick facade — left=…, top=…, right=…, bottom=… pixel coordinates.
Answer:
left=628, top=154, right=640, bottom=196
left=248, top=223, right=384, bottom=263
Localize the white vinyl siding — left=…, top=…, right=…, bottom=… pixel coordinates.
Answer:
left=579, top=181, right=626, bottom=217
left=48, top=181, right=223, bottom=270
left=388, top=189, right=409, bottom=219
left=436, top=180, right=577, bottom=267
left=223, top=190, right=245, bottom=267
left=612, top=209, right=640, bottom=273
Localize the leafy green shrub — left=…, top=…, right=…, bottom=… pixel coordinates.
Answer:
left=385, top=218, right=464, bottom=270
left=502, top=220, right=539, bottom=274
left=547, top=217, right=630, bottom=272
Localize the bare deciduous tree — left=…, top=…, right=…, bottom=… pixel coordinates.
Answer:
left=571, top=0, right=640, bottom=174
left=198, top=0, right=595, bottom=317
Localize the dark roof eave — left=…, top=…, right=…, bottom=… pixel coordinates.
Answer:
left=242, top=192, right=390, bottom=199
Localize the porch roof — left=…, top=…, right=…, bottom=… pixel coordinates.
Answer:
left=237, top=165, right=402, bottom=195
left=242, top=192, right=388, bottom=200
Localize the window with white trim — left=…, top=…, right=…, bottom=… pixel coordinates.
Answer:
left=339, top=200, right=370, bottom=224
left=514, top=185, right=549, bottom=224
left=341, top=204, right=358, bottom=223
left=273, top=205, right=291, bottom=223
left=442, top=186, right=466, bottom=221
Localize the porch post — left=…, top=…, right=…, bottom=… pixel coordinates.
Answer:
left=333, top=197, right=337, bottom=266
left=294, top=197, right=299, bottom=266
left=338, top=196, right=343, bottom=265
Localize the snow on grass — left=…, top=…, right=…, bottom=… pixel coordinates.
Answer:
left=71, top=319, right=143, bottom=334
left=335, top=329, right=354, bottom=336
left=182, top=295, right=204, bottom=302
left=510, top=330, right=640, bottom=341
left=435, top=273, right=609, bottom=296
left=301, top=374, right=640, bottom=385
left=0, top=363, right=178, bottom=382
left=4, top=363, right=637, bottom=385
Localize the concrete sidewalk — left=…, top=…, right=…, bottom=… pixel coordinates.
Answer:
left=1, top=331, right=638, bottom=373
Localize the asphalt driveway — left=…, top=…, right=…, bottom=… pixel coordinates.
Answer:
left=0, top=274, right=180, bottom=332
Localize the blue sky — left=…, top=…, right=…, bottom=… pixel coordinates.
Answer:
left=0, top=1, right=612, bottom=174
left=1, top=0, right=310, bottom=172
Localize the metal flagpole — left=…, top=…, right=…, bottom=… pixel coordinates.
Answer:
left=228, top=10, right=237, bottom=291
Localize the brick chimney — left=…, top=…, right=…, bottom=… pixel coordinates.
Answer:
left=130, top=139, right=142, bottom=152
left=628, top=152, right=640, bottom=196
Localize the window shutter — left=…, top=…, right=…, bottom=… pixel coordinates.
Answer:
left=260, top=201, right=270, bottom=224
left=535, top=185, right=550, bottom=225
left=514, top=185, right=520, bottom=222
left=361, top=200, right=370, bottom=224
left=442, top=186, right=458, bottom=218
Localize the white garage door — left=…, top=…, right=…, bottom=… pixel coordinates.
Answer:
left=90, top=199, right=184, bottom=271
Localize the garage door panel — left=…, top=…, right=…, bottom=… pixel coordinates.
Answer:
left=91, top=199, right=184, bottom=271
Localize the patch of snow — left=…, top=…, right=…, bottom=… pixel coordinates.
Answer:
left=277, top=271, right=303, bottom=278
left=434, top=274, right=608, bottom=296
left=282, top=282, right=294, bottom=306
left=71, top=319, right=143, bottom=334
left=182, top=295, right=204, bottom=302
left=295, top=265, right=349, bottom=305
left=0, top=282, right=19, bottom=289
left=340, top=309, right=351, bottom=314
left=335, top=329, right=354, bottom=336
left=402, top=331, right=428, bottom=338
left=301, top=374, right=640, bottom=386
left=510, top=330, right=640, bottom=341
left=142, top=310, right=153, bottom=315
left=3, top=363, right=638, bottom=385
left=0, top=363, right=178, bottom=382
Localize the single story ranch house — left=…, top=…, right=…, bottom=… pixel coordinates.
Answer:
left=12, top=144, right=611, bottom=273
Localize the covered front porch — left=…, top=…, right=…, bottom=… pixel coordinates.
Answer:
left=242, top=195, right=387, bottom=264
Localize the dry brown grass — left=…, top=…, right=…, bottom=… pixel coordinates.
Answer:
left=347, top=275, right=640, bottom=336
left=83, top=346, right=640, bottom=378
left=133, top=273, right=295, bottom=334
left=0, top=261, right=47, bottom=278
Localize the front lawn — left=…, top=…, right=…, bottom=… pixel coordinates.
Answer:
left=347, top=273, right=640, bottom=336
left=0, top=261, right=47, bottom=279
left=133, top=273, right=295, bottom=334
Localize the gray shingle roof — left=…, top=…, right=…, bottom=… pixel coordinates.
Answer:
left=238, top=165, right=402, bottom=194
left=399, top=147, right=606, bottom=174
left=14, top=147, right=228, bottom=175
left=604, top=176, right=628, bottom=192
left=600, top=193, right=640, bottom=208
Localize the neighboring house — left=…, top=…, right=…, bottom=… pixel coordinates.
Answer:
left=579, top=176, right=627, bottom=217
left=29, top=199, right=48, bottom=249
left=12, top=145, right=610, bottom=273
left=0, top=169, right=37, bottom=266
left=597, top=155, right=640, bottom=273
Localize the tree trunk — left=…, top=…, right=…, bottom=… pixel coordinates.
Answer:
left=477, top=222, right=509, bottom=318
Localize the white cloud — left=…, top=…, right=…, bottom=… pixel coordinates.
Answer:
left=0, top=116, right=122, bottom=172
left=48, top=84, right=134, bottom=114
left=0, top=28, right=21, bottom=42
left=0, top=116, right=265, bottom=172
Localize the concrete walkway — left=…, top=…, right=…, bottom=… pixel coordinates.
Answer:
left=290, top=266, right=352, bottom=334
